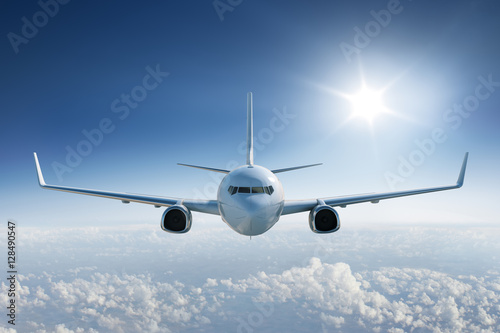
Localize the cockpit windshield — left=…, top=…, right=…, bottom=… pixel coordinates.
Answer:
left=238, top=187, right=251, bottom=193
left=228, top=185, right=274, bottom=195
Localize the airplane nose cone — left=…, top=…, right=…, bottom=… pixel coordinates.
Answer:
left=221, top=196, right=281, bottom=236
left=243, top=215, right=268, bottom=235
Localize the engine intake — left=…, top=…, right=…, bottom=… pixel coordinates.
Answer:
left=161, top=205, right=192, bottom=233
left=309, top=205, right=340, bottom=233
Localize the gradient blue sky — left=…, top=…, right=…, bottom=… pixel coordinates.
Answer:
left=2, top=0, right=500, bottom=226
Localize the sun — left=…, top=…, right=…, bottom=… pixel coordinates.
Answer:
left=347, top=86, right=387, bottom=122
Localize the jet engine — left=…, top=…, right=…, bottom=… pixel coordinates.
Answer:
left=161, top=205, right=192, bottom=233
left=309, top=205, right=340, bottom=233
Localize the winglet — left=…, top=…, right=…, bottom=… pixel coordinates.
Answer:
left=33, top=152, right=47, bottom=187
left=456, top=152, right=468, bottom=187
left=246, top=92, right=254, bottom=166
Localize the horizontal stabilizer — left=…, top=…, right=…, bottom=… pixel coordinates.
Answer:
left=271, top=163, right=323, bottom=174
left=177, top=163, right=230, bottom=174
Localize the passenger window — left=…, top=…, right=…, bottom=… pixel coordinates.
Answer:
left=238, top=187, right=250, bottom=193
left=252, top=187, right=264, bottom=193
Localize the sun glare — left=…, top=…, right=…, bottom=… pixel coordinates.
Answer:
left=348, top=86, right=387, bottom=122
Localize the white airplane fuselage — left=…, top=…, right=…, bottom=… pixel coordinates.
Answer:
left=218, top=165, right=284, bottom=236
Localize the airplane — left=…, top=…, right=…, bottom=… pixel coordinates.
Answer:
left=34, top=92, right=468, bottom=236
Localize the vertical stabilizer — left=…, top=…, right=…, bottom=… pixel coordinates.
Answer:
left=246, top=92, right=254, bottom=165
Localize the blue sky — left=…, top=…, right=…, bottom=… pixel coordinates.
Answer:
left=1, top=1, right=500, bottom=331
left=2, top=0, right=500, bottom=225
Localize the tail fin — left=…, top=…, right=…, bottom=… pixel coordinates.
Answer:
left=247, top=92, right=254, bottom=165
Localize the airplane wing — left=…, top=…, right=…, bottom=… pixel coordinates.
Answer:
left=282, top=153, right=468, bottom=215
left=33, top=153, right=220, bottom=215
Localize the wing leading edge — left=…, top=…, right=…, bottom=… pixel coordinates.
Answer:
left=33, top=153, right=219, bottom=215
left=282, top=152, right=469, bottom=215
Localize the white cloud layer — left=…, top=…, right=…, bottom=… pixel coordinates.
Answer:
left=232, top=258, right=500, bottom=332
left=2, top=257, right=499, bottom=332
left=3, top=225, right=499, bottom=332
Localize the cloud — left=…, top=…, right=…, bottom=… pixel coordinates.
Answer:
left=204, top=278, right=218, bottom=288
left=12, top=258, right=499, bottom=332
left=0, top=328, right=16, bottom=333
left=223, top=258, right=500, bottom=332
left=14, top=271, right=221, bottom=333
left=11, top=225, right=500, bottom=332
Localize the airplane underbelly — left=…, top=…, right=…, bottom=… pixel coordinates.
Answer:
left=219, top=200, right=283, bottom=236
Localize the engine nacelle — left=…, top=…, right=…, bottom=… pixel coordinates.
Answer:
left=309, top=205, right=340, bottom=234
left=161, top=205, right=192, bottom=233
